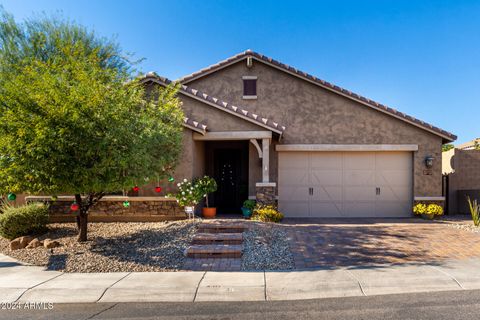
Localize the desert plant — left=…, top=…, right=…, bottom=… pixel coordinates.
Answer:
left=195, top=176, right=217, bottom=208
left=0, top=203, right=49, bottom=240
left=467, top=197, right=480, bottom=227
left=252, top=204, right=284, bottom=223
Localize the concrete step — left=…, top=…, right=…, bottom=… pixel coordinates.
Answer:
left=197, top=223, right=246, bottom=234
left=192, top=233, right=243, bottom=245
left=186, top=244, right=243, bottom=258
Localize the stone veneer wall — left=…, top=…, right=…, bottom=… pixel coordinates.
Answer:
left=255, top=183, right=277, bottom=206
left=26, top=196, right=185, bottom=222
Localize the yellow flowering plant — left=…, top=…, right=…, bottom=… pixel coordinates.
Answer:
left=413, top=203, right=443, bottom=216
left=251, top=205, right=284, bottom=223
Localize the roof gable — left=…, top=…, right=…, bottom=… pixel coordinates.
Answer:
left=141, top=75, right=286, bottom=135
left=178, top=50, right=456, bottom=143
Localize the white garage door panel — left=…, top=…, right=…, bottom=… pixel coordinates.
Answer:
left=344, top=170, right=376, bottom=186
left=311, top=170, right=343, bottom=185
left=344, top=186, right=376, bottom=201
left=309, top=202, right=343, bottom=217
left=342, top=202, right=377, bottom=217
left=311, top=186, right=342, bottom=201
left=344, top=152, right=375, bottom=169
left=309, top=152, right=342, bottom=168
left=279, top=151, right=412, bottom=218
left=281, top=202, right=310, bottom=217
left=278, top=186, right=310, bottom=202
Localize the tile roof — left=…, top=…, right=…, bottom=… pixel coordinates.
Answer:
left=141, top=73, right=286, bottom=135
left=178, top=50, right=456, bottom=142
left=183, top=116, right=207, bottom=135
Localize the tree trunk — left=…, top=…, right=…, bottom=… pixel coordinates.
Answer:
left=78, top=211, right=88, bottom=242
left=75, top=215, right=81, bottom=230
left=74, top=194, right=88, bottom=242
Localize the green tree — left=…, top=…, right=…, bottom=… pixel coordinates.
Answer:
left=0, top=10, right=184, bottom=241
left=442, top=144, right=454, bottom=152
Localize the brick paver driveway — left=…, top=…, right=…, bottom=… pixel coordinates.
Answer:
left=282, top=218, right=480, bottom=269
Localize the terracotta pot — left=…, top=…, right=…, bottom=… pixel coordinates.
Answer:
left=202, top=207, right=217, bottom=219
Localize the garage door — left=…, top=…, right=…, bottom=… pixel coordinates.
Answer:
left=278, top=151, right=412, bottom=218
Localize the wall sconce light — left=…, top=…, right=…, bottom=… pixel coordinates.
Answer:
left=425, top=156, right=434, bottom=168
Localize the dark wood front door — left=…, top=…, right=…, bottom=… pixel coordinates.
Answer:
left=207, top=141, right=249, bottom=214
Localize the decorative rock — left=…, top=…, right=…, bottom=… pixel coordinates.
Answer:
left=9, top=239, right=23, bottom=250
left=43, top=239, right=60, bottom=249
left=9, top=236, right=34, bottom=250
left=20, top=236, right=34, bottom=248
left=26, top=238, right=43, bottom=249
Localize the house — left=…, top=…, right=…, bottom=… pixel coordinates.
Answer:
left=443, top=139, right=480, bottom=214
left=137, top=50, right=456, bottom=218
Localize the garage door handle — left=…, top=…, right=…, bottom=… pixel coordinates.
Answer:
left=309, top=187, right=313, bottom=196
left=376, top=187, right=380, bottom=195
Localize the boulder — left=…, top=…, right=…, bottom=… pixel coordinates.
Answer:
left=9, top=236, right=34, bottom=250
left=43, top=239, right=60, bottom=249
left=19, top=236, right=34, bottom=248
left=26, top=238, right=43, bottom=249
left=9, top=238, right=23, bottom=250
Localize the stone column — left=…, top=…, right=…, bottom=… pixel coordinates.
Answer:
left=256, top=182, right=277, bottom=206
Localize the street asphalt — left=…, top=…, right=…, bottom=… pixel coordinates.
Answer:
left=1, top=289, right=480, bottom=319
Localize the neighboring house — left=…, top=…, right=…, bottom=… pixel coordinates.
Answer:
left=138, top=49, right=456, bottom=218
left=443, top=139, right=480, bottom=214
left=457, top=138, right=480, bottom=150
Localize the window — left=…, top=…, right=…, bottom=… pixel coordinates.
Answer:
left=242, top=76, right=257, bottom=99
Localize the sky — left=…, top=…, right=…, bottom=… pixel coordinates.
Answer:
left=2, top=0, right=479, bottom=144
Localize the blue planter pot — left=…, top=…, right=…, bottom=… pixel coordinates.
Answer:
left=241, top=207, right=252, bottom=218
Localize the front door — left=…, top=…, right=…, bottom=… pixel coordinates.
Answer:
left=207, top=141, right=249, bottom=214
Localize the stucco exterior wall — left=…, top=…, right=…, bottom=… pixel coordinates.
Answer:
left=185, top=60, right=444, bottom=197
left=181, top=95, right=263, bottom=132
left=446, top=149, right=480, bottom=213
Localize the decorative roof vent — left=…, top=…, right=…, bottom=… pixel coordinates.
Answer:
left=246, top=56, right=253, bottom=68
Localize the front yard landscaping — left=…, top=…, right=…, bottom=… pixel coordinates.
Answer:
left=0, top=219, right=295, bottom=272
left=0, top=221, right=197, bottom=272
left=242, top=223, right=294, bottom=270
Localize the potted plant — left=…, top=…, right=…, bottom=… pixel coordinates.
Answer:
left=195, top=176, right=218, bottom=219
left=413, top=203, right=443, bottom=220
left=241, top=199, right=256, bottom=219
left=169, top=179, right=203, bottom=219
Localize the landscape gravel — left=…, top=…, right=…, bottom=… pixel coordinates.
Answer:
left=440, top=216, right=480, bottom=233
left=242, top=222, right=294, bottom=271
left=0, top=220, right=197, bottom=272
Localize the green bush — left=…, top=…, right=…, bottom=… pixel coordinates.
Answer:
left=251, top=205, right=284, bottom=223
left=242, top=200, right=256, bottom=210
left=0, top=203, right=49, bottom=240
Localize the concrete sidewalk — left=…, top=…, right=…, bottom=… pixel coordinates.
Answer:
left=2, top=254, right=480, bottom=303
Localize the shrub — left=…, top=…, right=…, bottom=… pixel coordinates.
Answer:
left=467, top=197, right=480, bottom=227
left=169, top=179, right=204, bottom=207
left=0, top=203, right=49, bottom=240
left=252, top=205, right=284, bottom=223
left=413, top=203, right=443, bottom=216
left=243, top=200, right=256, bottom=211
left=194, top=176, right=217, bottom=207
